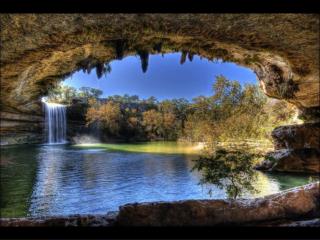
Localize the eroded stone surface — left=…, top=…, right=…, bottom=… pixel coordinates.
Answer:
left=272, top=123, right=320, bottom=150
left=115, top=182, right=320, bottom=226
left=256, top=122, right=320, bottom=173
left=0, top=111, right=44, bottom=145
left=0, top=212, right=118, bottom=227
left=256, top=149, right=320, bottom=173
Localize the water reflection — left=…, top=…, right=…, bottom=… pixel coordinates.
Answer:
left=1, top=144, right=318, bottom=217
left=0, top=145, right=39, bottom=217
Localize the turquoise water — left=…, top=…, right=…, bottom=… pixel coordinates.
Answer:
left=1, top=142, right=318, bottom=217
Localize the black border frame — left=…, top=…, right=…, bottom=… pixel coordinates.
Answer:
left=1, top=0, right=319, bottom=239
left=0, top=0, right=319, bottom=13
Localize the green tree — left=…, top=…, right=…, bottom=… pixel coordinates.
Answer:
left=192, top=148, right=259, bottom=199
left=78, top=87, right=103, bottom=103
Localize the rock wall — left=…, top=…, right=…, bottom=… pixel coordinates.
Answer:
left=0, top=111, right=44, bottom=145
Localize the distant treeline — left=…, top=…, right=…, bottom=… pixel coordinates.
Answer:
left=47, top=75, right=297, bottom=143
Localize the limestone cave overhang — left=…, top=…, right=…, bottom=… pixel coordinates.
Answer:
left=0, top=14, right=319, bottom=117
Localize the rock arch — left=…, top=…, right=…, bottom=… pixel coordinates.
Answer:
left=0, top=14, right=319, bottom=172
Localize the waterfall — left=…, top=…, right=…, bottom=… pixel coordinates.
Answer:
left=43, top=101, right=67, bottom=144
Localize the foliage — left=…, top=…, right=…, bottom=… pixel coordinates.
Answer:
left=181, top=75, right=296, bottom=145
left=46, top=86, right=103, bottom=105
left=78, top=87, right=103, bottom=103
left=46, top=85, right=78, bottom=105
left=47, top=74, right=296, bottom=144
left=86, top=101, right=122, bottom=135
left=192, top=147, right=259, bottom=199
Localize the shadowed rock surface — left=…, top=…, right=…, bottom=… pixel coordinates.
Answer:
left=0, top=212, right=118, bottom=227
left=256, top=122, right=320, bottom=173
left=272, top=122, right=320, bottom=150
left=1, top=182, right=319, bottom=226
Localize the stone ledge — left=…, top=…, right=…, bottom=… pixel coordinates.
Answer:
left=115, top=182, right=320, bottom=226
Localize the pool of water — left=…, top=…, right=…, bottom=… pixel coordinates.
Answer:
left=0, top=142, right=318, bottom=217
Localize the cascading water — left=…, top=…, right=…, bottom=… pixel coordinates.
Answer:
left=42, top=100, right=67, bottom=144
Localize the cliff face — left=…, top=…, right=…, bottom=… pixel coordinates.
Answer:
left=0, top=111, right=44, bottom=145
left=0, top=14, right=319, bottom=170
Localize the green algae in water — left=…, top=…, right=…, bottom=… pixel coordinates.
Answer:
left=73, top=141, right=202, bottom=155
left=0, top=145, right=39, bottom=217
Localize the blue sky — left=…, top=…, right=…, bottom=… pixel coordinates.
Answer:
left=63, top=53, right=257, bottom=101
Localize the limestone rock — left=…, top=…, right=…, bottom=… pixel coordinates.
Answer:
left=272, top=123, right=320, bottom=150
left=115, top=182, right=320, bottom=226
left=256, top=122, right=320, bottom=173
left=0, top=111, right=44, bottom=145
left=256, top=149, right=320, bottom=173
left=0, top=14, right=319, bottom=115
left=0, top=212, right=117, bottom=227
left=271, top=149, right=320, bottom=173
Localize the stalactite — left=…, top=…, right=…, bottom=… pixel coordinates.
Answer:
left=137, top=50, right=149, bottom=73
left=153, top=42, right=163, bottom=53
left=188, top=52, right=194, bottom=62
left=180, top=51, right=187, bottom=65
left=95, top=62, right=105, bottom=79
left=115, top=40, right=128, bottom=60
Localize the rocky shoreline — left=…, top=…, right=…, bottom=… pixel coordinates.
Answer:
left=1, top=182, right=319, bottom=227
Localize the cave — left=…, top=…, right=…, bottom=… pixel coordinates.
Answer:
left=0, top=14, right=319, bottom=226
